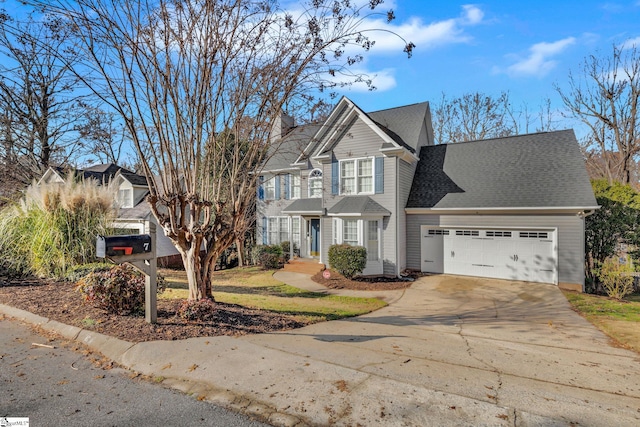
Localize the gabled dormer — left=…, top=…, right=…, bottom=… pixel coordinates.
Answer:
left=293, top=97, right=430, bottom=168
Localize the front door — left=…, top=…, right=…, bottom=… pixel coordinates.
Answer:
left=310, top=219, right=320, bottom=257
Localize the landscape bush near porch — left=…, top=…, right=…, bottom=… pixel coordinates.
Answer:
left=328, top=244, right=367, bottom=279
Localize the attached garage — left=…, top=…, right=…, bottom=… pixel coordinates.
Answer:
left=420, top=226, right=557, bottom=284
left=404, top=131, right=599, bottom=291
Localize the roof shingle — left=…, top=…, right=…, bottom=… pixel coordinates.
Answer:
left=406, top=130, right=598, bottom=209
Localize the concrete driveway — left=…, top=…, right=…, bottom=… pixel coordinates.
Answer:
left=39, top=273, right=638, bottom=425
left=239, top=274, right=640, bottom=426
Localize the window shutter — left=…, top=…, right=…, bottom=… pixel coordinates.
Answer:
left=275, top=175, right=281, bottom=200
left=375, top=157, right=384, bottom=194
left=258, top=175, right=264, bottom=200
left=331, top=160, right=339, bottom=195
left=262, top=217, right=267, bottom=245
left=284, top=174, right=290, bottom=199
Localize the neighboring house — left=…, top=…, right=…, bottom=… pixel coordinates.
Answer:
left=258, top=96, right=598, bottom=291
left=39, top=163, right=181, bottom=267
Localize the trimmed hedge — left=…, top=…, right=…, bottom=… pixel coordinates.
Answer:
left=328, top=244, right=367, bottom=279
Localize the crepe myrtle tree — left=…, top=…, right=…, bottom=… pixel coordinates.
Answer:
left=29, top=0, right=414, bottom=300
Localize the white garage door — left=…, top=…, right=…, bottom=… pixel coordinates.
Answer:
left=420, top=227, right=557, bottom=284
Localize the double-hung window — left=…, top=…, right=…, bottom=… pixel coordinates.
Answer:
left=340, top=157, right=374, bottom=195
left=291, top=174, right=301, bottom=199
left=343, top=219, right=358, bottom=246
left=278, top=217, right=289, bottom=243
left=341, top=161, right=355, bottom=194
left=332, top=218, right=380, bottom=262
left=264, top=177, right=276, bottom=200
left=358, top=159, right=373, bottom=193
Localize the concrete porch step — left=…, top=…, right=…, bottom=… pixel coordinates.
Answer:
left=283, top=258, right=325, bottom=275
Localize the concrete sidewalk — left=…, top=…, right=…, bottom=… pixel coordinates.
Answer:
left=2, top=273, right=640, bottom=426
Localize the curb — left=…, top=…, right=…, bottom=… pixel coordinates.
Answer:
left=0, top=303, right=305, bottom=426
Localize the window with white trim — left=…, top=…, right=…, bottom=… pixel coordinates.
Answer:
left=308, top=169, right=322, bottom=198
left=340, top=157, right=374, bottom=195
left=266, top=216, right=302, bottom=247
left=264, top=177, right=276, bottom=200
left=278, top=217, right=288, bottom=243
left=118, top=189, right=132, bottom=208
left=367, top=220, right=379, bottom=261
left=268, top=217, right=279, bottom=244
left=343, top=219, right=358, bottom=246
left=332, top=217, right=381, bottom=261
left=291, top=217, right=301, bottom=249
left=291, top=174, right=301, bottom=199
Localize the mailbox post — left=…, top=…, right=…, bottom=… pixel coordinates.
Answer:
left=96, top=223, right=157, bottom=323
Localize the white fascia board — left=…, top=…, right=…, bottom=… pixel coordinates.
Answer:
left=294, top=96, right=350, bottom=164
left=283, top=210, right=324, bottom=215
left=260, top=166, right=301, bottom=174
left=379, top=146, right=419, bottom=164
left=405, top=206, right=601, bottom=215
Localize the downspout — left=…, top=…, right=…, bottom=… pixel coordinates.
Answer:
left=396, top=156, right=400, bottom=278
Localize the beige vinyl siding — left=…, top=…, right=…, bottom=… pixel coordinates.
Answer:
left=406, top=214, right=585, bottom=286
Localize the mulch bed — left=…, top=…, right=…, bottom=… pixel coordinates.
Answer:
left=0, top=269, right=417, bottom=343
left=311, top=269, right=416, bottom=290
left=0, top=277, right=311, bottom=342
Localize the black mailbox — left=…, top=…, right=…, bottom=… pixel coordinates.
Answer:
left=96, top=234, right=152, bottom=258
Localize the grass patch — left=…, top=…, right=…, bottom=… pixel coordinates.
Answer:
left=563, top=291, right=640, bottom=353
left=159, top=267, right=386, bottom=321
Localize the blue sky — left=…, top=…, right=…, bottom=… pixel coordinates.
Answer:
left=329, top=0, right=640, bottom=131
left=3, top=0, right=639, bottom=135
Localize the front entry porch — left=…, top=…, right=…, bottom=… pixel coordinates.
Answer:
left=283, top=257, right=325, bottom=275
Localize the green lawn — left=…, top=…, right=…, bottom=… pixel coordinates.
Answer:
left=563, top=291, right=640, bottom=353
left=159, top=266, right=386, bottom=322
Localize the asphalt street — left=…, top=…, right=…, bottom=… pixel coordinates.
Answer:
left=0, top=316, right=269, bottom=427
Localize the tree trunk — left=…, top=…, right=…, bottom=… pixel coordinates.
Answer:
left=236, top=237, right=245, bottom=267
left=181, top=245, right=214, bottom=301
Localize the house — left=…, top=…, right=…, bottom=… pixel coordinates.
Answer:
left=257, top=97, right=598, bottom=291
left=39, top=163, right=182, bottom=267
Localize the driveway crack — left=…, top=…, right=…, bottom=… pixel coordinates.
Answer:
left=456, top=314, right=503, bottom=405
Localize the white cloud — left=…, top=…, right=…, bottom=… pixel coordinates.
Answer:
left=620, top=36, right=640, bottom=50
left=327, top=68, right=397, bottom=93
left=505, top=37, right=576, bottom=77
left=356, top=4, right=485, bottom=52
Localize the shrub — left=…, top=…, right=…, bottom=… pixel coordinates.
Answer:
left=597, top=258, right=635, bottom=300
left=328, top=244, right=367, bottom=279
left=280, top=241, right=299, bottom=257
left=0, top=177, right=117, bottom=279
left=177, top=298, right=216, bottom=321
left=252, top=244, right=284, bottom=269
left=76, top=264, right=146, bottom=315
left=64, top=262, right=113, bottom=282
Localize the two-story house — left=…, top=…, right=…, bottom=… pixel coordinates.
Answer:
left=258, top=96, right=598, bottom=291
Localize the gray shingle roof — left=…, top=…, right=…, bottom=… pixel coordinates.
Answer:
left=368, top=101, right=430, bottom=153
left=406, top=130, right=598, bottom=209
left=327, top=196, right=391, bottom=216
left=282, top=198, right=324, bottom=214
left=119, top=170, right=148, bottom=186
left=262, top=124, right=321, bottom=172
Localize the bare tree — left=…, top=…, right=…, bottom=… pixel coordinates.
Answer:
left=557, top=44, right=640, bottom=185
left=31, top=0, right=413, bottom=300
left=433, top=91, right=514, bottom=144
left=0, top=12, right=90, bottom=187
